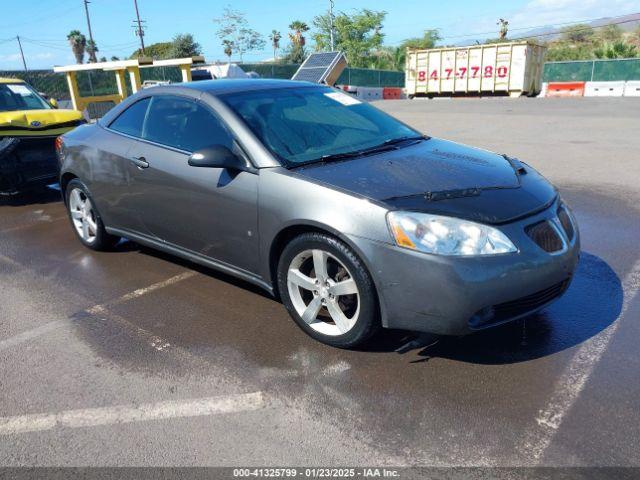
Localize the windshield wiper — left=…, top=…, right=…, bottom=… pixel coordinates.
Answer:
left=291, top=134, right=429, bottom=168
left=381, top=134, right=429, bottom=147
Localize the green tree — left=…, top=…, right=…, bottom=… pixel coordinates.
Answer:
left=629, top=26, right=640, bottom=50
left=171, top=33, right=202, bottom=58
left=386, top=30, right=442, bottom=70
left=312, top=9, right=385, bottom=68
left=86, top=39, right=98, bottom=63
left=269, top=30, right=282, bottom=60
left=594, top=41, right=637, bottom=59
left=283, top=20, right=309, bottom=63
left=67, top=30, right=87, bottom=64
left=130, top=41, right=174, bottom=59
left=401, top=29, right=441, bottom=50
left=598, top=25, right=623, bottom=43
left=369, top=46, right=404, bottom=71
left=545, top=43, right=594, bottom=61
left=560, top=24, right=595, bottom=44
left=214, top=7, right=265, bottom=62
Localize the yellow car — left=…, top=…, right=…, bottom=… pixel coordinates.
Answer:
left=1, top=78, right=85, bottom=195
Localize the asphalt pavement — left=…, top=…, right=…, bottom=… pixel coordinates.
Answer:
left=1, top=97, right=639, bottom=470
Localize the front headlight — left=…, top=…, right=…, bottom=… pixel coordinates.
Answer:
left=387, top=211, right=517, bottom=256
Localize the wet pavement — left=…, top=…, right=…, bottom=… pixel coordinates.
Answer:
left=1, top=98, right=639, bottom=467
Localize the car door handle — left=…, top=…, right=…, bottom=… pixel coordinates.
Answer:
left=130, top=156, right=149, bottom=169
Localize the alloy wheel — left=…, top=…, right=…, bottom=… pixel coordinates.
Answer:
left=68, top=187, right=97, bottom=244
left=287, top=249, right=360, bottom=336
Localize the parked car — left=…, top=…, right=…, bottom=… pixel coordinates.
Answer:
left=0, top=78, right=84, bottom=195
left=57, top=79, right=580, bottom=348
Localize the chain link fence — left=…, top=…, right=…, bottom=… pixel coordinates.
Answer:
left=0, top=66, right=184, bottom=101
left=240, top=63, right=405, bottom=87
left=542, top=58, right=640, bottom=82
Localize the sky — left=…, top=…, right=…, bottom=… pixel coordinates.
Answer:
left=0, top=0, right=638, bottom=70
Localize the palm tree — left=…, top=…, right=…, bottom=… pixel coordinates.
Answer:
left=269, top=30, right=281, bottom=61
left=67, top=30, right=87, bottom=64
left=288, top=21, right=309, bottom=47
left=86, top=39, right=99, bottom=63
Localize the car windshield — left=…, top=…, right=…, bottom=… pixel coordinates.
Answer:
left=0, top=83, right=51, bottom=112
left=220, top=86, right=421, bottom=166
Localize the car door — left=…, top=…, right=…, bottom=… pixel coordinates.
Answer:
left=93, top=96, right=152, bottom=234
left=125, top=94, right=260, bottom=274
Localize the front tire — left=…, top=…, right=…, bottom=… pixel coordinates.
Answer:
left=65, top=179, right=119, bottom=251
left=277, top=232, right=380, bottom=348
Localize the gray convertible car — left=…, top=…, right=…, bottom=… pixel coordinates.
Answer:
left=57, top=79, right=580, bottom=348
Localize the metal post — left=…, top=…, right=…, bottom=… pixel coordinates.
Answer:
left=329, top=0, right=335, bottom=51
left=590, top=60, right=595, bottom=82
left=16, top=36, right=28, bottom=72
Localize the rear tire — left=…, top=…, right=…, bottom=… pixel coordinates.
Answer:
left=65, top=179, right=119, bottom=251
left=277, top=232, right=380, bottom=348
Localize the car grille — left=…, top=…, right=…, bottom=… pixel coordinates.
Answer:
left=469, top=279, right=571, bottom=329
left=525, top=220, right=564, bottom=253
left=557, top=207, right=574, bottom=241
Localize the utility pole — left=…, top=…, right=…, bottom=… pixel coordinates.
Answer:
left=83, top=0, right=95, bottom=46
left=16, top=36, right=27, bottom=72
left=132, top=0, right=146, bottom=55
left=329, top=0, right=335, bottom=51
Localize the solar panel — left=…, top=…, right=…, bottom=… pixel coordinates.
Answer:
left=291, top=51, right=347, bottom=85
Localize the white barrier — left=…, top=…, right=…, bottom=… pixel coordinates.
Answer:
left=539, top=82, right=548, bottom=98
left=584, top=81, right=625, bottom=97
left=623, top=81, right=640, bottom=97
left=356, top=87, right=383, bottom=101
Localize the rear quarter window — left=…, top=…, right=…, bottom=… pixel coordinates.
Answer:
left=108, top=97, right=151, bottom=138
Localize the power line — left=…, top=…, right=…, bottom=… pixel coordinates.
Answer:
left=385, top=12, right=640, bottom=45
left=510, top=16, right=640, bottom=41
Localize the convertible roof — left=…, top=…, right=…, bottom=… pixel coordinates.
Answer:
left=177, top=78, right=321, bottom=96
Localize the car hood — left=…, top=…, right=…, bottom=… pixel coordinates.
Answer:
left=0, top=109, right=83, bottom=132
left=291, top=138, right=557, bottom=224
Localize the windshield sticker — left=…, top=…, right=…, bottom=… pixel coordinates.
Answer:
left=324, top=91, right=361, bottom=106
left=7, top=84, right=32, bottom=96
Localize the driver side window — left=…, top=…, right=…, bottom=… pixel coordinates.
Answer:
left=142, top=96, right=234, bottom=153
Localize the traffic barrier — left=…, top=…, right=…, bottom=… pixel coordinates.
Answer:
left=356, top=87, right=384, bottom=101
left=539, top=82, right=548, bottom=97
left=545, top=82, right=585, bottom=97
left=338, top=84, right=358, bottom=94
left=383, top=87, right=403, bottom=100
left=584, top=81, right=625, bottom=97
left=623, top=81, right=640, bottom=97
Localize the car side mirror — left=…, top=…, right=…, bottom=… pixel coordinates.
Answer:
left=188, top=145, right=245, bottom=170
left=49, top=98, right=58, bottom=109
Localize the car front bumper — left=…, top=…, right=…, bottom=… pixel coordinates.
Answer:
left=0, top=135, right=60, bottom=194
left=352, top=200, right=580, bottom=336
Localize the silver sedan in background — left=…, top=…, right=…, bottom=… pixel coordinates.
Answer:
left=57, top=79, right=579, bottom=348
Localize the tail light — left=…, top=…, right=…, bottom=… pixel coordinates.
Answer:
left=55, top=136, right=65, bottom=161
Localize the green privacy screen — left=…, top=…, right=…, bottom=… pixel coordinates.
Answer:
left=542, top=58, right=640, bottom=82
